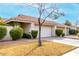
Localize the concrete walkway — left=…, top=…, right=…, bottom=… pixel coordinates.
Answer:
left=63, top=48, right=79, bottom=56
left=45, top=37, right=79, bottom=56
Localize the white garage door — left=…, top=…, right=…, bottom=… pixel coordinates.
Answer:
left=34, top=25, right=52, bottom=37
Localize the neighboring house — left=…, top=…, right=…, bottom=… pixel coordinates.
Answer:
left=5, top=15, right=76, bottom=37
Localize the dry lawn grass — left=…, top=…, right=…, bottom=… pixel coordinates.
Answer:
left=0, top=41, right=76, bottom=56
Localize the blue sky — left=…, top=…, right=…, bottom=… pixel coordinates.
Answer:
left=0, top=3, right=79, bottom=24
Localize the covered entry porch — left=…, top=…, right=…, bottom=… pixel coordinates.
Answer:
left=7, top=21, right=34, bottom=34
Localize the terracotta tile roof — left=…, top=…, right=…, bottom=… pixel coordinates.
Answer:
left=6, top=15, right=67, bottom=27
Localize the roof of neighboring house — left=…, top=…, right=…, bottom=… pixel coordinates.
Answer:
left=0, top=18, right=7, bottom=23
left=6, top=15, right=68, bottom=27
left=68, top=25, right=79, bottom=29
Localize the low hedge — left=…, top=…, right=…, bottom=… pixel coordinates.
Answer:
left=77, top=33, right=79, bottom=37
left=10, top=26, right=23, bottom=40
left=69, top=29, right=77, bottom=35
left=0, top=26, right=7, bottom=40
left=55, top=29, right=63, bottom=37
left=22, top=33, right=31, bottom=39
left=0, top=23, right=6, bottom=26
left=61, top=33, right=65, bottom=37
left=31, top=30, right=38, bottom=39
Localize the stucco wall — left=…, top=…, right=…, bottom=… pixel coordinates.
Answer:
left=25, top=24, right=30, bottom=33
left=24, top=23, right=35, bottom=33
left=51, top=26, right=56, bottom=36
left=3, top=26, right=13, bottom=40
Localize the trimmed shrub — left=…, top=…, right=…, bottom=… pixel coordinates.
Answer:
left=0, top=26, right=7, bottom=40
left=69, top=29, right=77, bottom=35
left=22, top=33, right=31, bottom=39
left=31, top=30, right=38, bottom=39
left=75, top=30, right=79, bottom=35
left=55, top=29, right=63, bottom=37
left=0, top=23, right=6, bottom=26
left=10, top=26, right=23, bottom=40
left=77, top=33, right=79, bottom=37
left=61, top=33, right=65, bottom=37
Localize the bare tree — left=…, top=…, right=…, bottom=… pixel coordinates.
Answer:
left=29, top=3, right=64, bottom=46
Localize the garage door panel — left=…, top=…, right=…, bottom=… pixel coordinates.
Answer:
left=34, top=25, right=51, bottom=37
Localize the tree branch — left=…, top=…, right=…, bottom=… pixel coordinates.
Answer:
left=40, top=9, right=55, bottom=25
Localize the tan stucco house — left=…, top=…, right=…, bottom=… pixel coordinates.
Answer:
left=6, top=15, right=76, bottom=37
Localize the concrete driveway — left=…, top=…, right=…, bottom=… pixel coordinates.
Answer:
left=44, top=37, right=79, bottom=46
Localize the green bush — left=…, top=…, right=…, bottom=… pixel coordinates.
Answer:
left=10, top=26, right=23, bottom=40
left=75, top=30, right=79, bottom=35
left=61, top=33, right=65, bottom=37
left=69, top=29, right=77, bottom=35
left=77, top=33, right=79, bottom=37
left=0, top=23, right=6, bottom=26
left=22, top=33, right=31, bottom=39
left=31, top=30, right=38, bottom=39
left=55, top=29, right=63, bottom=37
left=0, top=26, right=7, bottom=40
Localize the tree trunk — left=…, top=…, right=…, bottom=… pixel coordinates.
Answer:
left=38, top=18, right=42, bottom=46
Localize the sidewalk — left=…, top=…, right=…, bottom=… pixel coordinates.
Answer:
left=63, top=48, right=79, bottom=56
